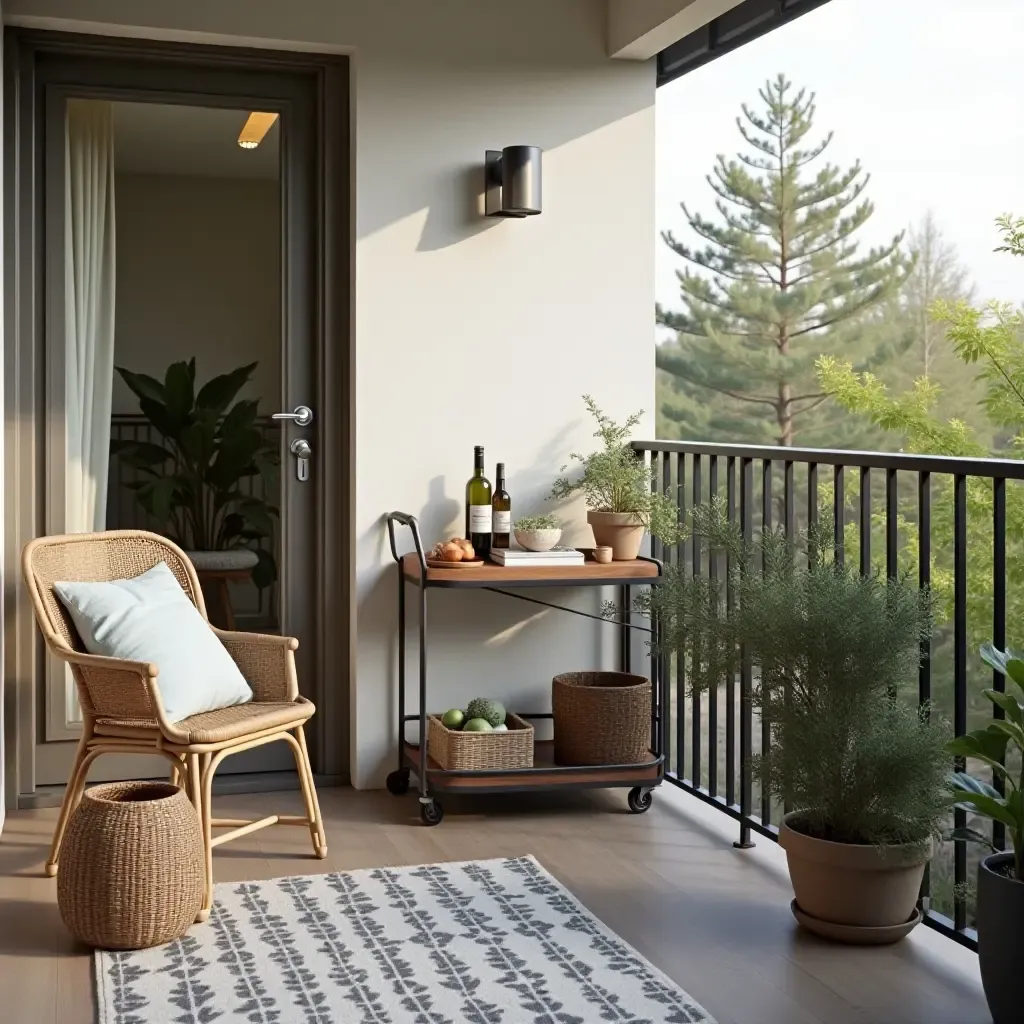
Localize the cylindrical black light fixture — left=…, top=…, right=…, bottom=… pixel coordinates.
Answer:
left=485, top=146, right=542, bottom=218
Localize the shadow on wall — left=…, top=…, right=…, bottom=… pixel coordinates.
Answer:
left=416, top=164, right=500, bottom=252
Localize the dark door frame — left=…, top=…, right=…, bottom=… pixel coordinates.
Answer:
left=3, top=29, right=354, bottom=807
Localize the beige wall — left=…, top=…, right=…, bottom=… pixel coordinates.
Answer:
left=112, top=172, right=280, bottom=414
left=6, top=0, right=657, bottom=789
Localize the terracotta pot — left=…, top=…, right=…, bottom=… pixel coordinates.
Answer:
left=778, top=813, right=930, bottom=943
left=977, top=852, right=1024, bottom=1024
left=587, top=511, right=644, bottom=560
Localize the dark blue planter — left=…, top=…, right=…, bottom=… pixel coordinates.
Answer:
left=977, top=851, right=1024, bottom=1024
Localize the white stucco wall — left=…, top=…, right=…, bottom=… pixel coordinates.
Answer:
left=6, top=0, right=656, bottom=789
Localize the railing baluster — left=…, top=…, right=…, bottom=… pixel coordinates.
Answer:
left=726, top=456, right=736, bottom=809
left=692, top=454, right=703, bottom=790
left=649, top=452, right=661, bottom=753
left=784, top=460, right=795, bottom=539
left=807, top=462, right=818, bottom=531
left=834, top=465, right=845, bottom=565
left=860, top=466, right=871, bottom=576
left=736, top=456, right=755, bottom=848
left=708, top=456, right=720, bottom=800
left=918, top=471, right=932, bottom=912
left=993, top=477, right=1007, bottom=851
left=761, top=459, right=773, bottom=827
left=953, top=473, right=968, bottom=933
left=886, top=468, right=898, bottom=579
left=676, top=454, right=686, bottom=782
left=784, top=459, right=794, bottom=817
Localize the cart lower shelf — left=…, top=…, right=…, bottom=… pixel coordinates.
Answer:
left=388, top=740, right=663, bottom=823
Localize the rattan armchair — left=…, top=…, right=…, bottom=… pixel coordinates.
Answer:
left=23, top=529, right=327, bottom=921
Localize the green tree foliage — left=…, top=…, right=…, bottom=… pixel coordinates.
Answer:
left=657, top=74, right=912, bottom=447
left=817, top=215, right=1024, bottom=645
left=871, top=211, right=989, bottom=438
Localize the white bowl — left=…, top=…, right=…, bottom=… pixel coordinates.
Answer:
left=513, top=528, right=562, bottom=552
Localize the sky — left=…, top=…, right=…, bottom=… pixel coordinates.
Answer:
left=655, top=0, right=1024, bottom=326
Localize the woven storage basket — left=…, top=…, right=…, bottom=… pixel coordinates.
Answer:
left=552, top=671, right=651, bottom=766
left=428, top=712, right=534, bottom=770
left=57, top=781, right=204, bottom=950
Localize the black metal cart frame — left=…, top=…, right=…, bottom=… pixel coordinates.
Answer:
left=385, top=511, right=666, bottom=825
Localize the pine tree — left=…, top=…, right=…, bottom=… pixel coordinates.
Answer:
left=657, top=75, right=912, bottom=447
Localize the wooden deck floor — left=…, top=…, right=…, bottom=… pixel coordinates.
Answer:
left=0, top=783, right=989, bottom=1024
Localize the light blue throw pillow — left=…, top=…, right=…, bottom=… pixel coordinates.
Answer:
left=54, top=561, right=253, bottom=723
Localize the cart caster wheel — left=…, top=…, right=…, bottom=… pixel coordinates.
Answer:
left=386, top=769, right=410, bottom=796
left=628, top=787, right=653, bottom=814
left=420, top=800, right=444, bottom=826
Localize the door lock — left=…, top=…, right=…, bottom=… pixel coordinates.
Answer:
left=290, top=438, right=312, bottom=482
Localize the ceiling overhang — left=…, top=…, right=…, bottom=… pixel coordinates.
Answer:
left=607, top=0, right=744, bottom=60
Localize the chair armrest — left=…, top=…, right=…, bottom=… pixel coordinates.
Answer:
left=47, top=632, right=164, bottom=725
left=213, top=629, right=300, bottom=702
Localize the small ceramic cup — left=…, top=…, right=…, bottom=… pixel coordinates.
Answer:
left=593, top=545, right=613, bottom=564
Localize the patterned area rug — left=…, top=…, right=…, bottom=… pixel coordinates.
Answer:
left=95, top=855, right=714, bottom=1023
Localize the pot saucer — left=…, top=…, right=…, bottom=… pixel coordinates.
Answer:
left=790, top=900, right=922, bottom=945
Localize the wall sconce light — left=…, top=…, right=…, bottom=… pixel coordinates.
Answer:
left=485, top=146, right=542, bottom=217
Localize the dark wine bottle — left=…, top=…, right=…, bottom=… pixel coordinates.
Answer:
left=465, top=445, right=493, bottom=556
left=492, top=463, right=511, bottom=550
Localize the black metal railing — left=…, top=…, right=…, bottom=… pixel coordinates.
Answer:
left=633, top=439, right=1024, bottom=951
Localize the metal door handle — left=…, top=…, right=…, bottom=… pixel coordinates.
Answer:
left=273, top=405, right=314, bottom=427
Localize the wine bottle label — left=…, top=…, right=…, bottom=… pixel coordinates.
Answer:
left=493, top=511, right=511, bottom=534
left=469, top=505, right=492, bottom=533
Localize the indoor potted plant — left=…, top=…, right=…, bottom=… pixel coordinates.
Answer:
left=948, top=643, right=1024, bottom=1024
left=638, top=502, right=949, bottom=942
left=111, top=359, right=279, bottom=588
left=551, top=395, right=678, bottom=559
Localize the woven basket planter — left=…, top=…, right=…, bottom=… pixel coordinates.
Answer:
left=57, top=781, right=204, bottom=950
left=552, top=671, right=651, bottom=766
left=428, top=712, right=534, bottom=770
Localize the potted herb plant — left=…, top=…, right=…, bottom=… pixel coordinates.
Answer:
left=948, top=644, right=1024, bottom=1024
left=512, top=513, right=562, bottom=552
left=639, top=502, right=949, bottom=942
left=111, top=359, right=278, bottom=588
left=551, top=395, right=678, bottom=559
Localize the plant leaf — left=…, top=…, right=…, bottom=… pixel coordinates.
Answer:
left=1006, top=659, right=1024, bottom=692
left=164, top=361, right=195, bottom=424
left=984, top=688, right=1024, bottom=726
left=947, top=728, right=1011, bottom=776
left=116, top=366, right=165, bottom=405
left=949, top=771, right=1003, bottom=800
left=196, top=363, right=257, bottom=415
left=988, top=718, right=1024, bottom=748
left=947, top=826, right=998, bottom=852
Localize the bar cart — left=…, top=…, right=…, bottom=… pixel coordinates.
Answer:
left=385, top=511, right=666, bottom=825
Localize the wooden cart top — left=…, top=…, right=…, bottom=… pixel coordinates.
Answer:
left=400, top=552, right=661, bottom=588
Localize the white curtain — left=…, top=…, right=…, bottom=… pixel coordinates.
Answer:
left=64, top=99, right=116, bottom=533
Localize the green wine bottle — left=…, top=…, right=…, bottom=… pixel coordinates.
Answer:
left=492, top=462, right=511, bottom=550
left=465, top=445, right=492, bottom=556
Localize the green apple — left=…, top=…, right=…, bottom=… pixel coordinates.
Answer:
left=441, top=708, right=465, bottom=730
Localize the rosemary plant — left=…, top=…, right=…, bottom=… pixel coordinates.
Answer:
left=639, top=501, right=949, bottom=847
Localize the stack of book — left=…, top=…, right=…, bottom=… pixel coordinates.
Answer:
left=489, top=546, right=585, bottom=567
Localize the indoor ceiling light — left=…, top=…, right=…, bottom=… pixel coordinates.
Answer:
left=238, top=111, right=278, bottom=150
